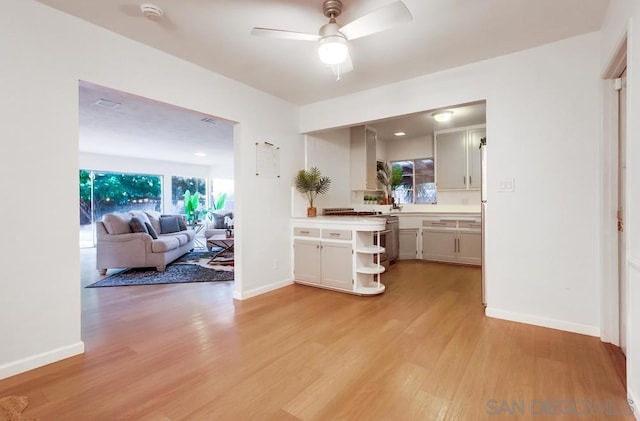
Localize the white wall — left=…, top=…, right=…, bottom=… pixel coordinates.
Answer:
left=0, top=0, right=301, bottom=379
left=601, top=0, right=640, bottom=415
left=301, top=33, right=602, bottom=337
left=301, top=130, right=351, bottom=213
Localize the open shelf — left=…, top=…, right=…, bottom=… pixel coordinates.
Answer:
left=356, top=265, right=386, bottom=275
left=355, top=245, right=385, bottom=254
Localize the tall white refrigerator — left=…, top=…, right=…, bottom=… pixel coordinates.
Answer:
left=480, top=138, right=487, bottom=305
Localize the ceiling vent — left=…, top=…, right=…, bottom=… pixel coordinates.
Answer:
left=140, top=4, right=164, bottom=20
left=93, top=99, right=121, bottom=108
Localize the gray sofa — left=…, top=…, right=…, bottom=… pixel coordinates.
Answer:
left=96, top=210, right=196, bottom=274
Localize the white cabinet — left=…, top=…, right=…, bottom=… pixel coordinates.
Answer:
left=293, top=239, right=321, bottom=283
left=293, top=239, right=353, bottom=289
left=292, top=218, right=386, bottom=295
left=398, top=229, right=419, bottom=259
left=321, top=242, right=353, bottom=290
left=421, top=217, right=481, bottom=266
left=422, top=228, right=458, bottom=263
left=350, top=126, right=378, bottom=190
left=435, top=125, right=485, bottom=191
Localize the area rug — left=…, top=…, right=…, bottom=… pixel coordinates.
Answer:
left=86, top=250, right=234, bottom=288
left=0, top=396, right=35, bottom=421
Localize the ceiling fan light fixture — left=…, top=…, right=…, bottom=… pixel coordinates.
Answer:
left=318, top=36, right=348, bottom=65
left=432, top=110, right=453, bottom=122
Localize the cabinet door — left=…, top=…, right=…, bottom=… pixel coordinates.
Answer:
left=398, top=229, right=418, bottom=259
left=321, top=242, right=353, bottom=290
left=350, top=126, right=377, bottom=190
left=435, top=131, right=467, bottom=190
left=467, top=128, right=485, bottom=190
left=458, top=231, right=482, bottom=265
left=365, top=127, right=377, bottom=190
left=294, top=239, right=321, bottom=284
left=422, top=229, right=457, bottom=263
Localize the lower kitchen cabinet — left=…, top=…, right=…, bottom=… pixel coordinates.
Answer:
left=458, top=231, right=482, bottom=265
left=421, top=218, right=481, bottom=266
left=398, top=229, right=419, bottom=259
left=422, top=229, right=458, bottom=263
left=320, top=241, right=353, bottom=290
left=293, top=239, right=353, bottom=290
left=293, top=239, right=322, bottom=284
left=292, top=217, right=386, bottom=295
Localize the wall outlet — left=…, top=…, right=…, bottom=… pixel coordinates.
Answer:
left=499, top=178, right=515, bottom=192
left=273, top=259, right=279, bottom=270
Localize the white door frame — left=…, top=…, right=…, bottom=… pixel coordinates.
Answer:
left=600, top=36, right=627, bottom=345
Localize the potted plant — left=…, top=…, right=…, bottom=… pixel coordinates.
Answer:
left=294, top=167, right=331, bottom=217
left=377, top=162, right=403, bottom=205
left=183, top=190, right=201, bottom=223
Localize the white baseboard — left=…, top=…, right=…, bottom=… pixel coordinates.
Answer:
left=0, top=341, right=85, bottom=380
left=485, top=307, right=600, bottom=337
left=233, top=278, right=293, bottom=300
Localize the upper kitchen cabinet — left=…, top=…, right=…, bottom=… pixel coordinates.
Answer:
left=350, top=126, right=378, bottom=190
left=434, top=124, right=486, bottom=190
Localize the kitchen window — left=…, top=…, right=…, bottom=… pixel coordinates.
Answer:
left=391, top=158, right=436, bottom=204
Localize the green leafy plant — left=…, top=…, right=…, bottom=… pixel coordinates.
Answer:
left=206, top=193, right=228, bottom=221
left=294, top=167, right=331, bottom=208
left=184, top=190, right=200, bottom=222
left=390, top=165, right=403, bottom=191
left=378, top=163, right=404, bottom=192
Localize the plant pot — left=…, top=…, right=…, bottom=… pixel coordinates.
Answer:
left=307, top=207, right=317, bottom=217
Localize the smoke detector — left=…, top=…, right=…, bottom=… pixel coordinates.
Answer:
left=140, top=4, right=164, bottom=20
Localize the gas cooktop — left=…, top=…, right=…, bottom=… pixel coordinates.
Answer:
left=322, top=208, right=382, bottom=216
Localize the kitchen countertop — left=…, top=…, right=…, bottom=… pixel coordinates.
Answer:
left=354, top=204, right=481, bottom=215
left=291, top=216, right=386, bottom=231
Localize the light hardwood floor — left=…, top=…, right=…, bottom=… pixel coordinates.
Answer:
left=0, top=252, right=632, bottom=420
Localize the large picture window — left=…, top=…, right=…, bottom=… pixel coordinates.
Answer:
left=171, top=176, right=207, bottom=216
left=391, top=158, right=436, bottom=204
left=79, top=170, right=162, bottom=247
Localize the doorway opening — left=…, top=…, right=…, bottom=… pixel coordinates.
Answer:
left=601, top=36, right=627, bottom=388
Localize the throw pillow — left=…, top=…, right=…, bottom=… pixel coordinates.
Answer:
left=102, top=212, right=132, bottom=235
left=177, top=216, right=187, bottom=231
left=129, top=217, right=149, bottom=234
left=212, top=213, right=226, bottom=229
left=159, top=215, right=181, bottom=234
left=145, top=222, right=158, bottom=239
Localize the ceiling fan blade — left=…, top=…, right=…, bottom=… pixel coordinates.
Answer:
left=339, top=1, right=412, bottom=41
left=329, top=53, right=353, bottom=79
left=251, top=27, right=320, bottom=42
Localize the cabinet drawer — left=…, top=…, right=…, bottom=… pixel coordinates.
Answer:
left=458, top=221, right=482, bottom=230
left=322, top=229, right=352, bottom=240
left=422, top=220, right=457, bottom=228
left=293, top=227, right=320, bottom=237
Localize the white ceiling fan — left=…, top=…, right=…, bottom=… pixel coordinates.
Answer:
left=251, top=0, right=412, bottom=79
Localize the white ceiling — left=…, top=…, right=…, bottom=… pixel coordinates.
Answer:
left=79, top=81, right=234, bottom=166
left=39, top=0, right=609, bottom=106
left=65, top=1, right=608, bottom=163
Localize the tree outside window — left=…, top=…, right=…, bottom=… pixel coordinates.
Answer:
left=390, top=158, right=436, bottom=204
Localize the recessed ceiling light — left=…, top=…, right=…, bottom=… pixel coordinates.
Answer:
left=93, top=99, right=121, bottom=108
left=432, top=110, right=453, bottom=122
left=194, top=152, right=207, bottom=157
left=394, top=132, right=406, bottom=137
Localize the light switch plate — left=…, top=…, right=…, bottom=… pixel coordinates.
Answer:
left=499, top=178, right=515, bottom=192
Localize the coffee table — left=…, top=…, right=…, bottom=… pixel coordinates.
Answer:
left=206, top=235, right=234, bottom=266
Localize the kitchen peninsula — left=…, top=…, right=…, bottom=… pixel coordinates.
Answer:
left=291, top=216, right=386, bottom=295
